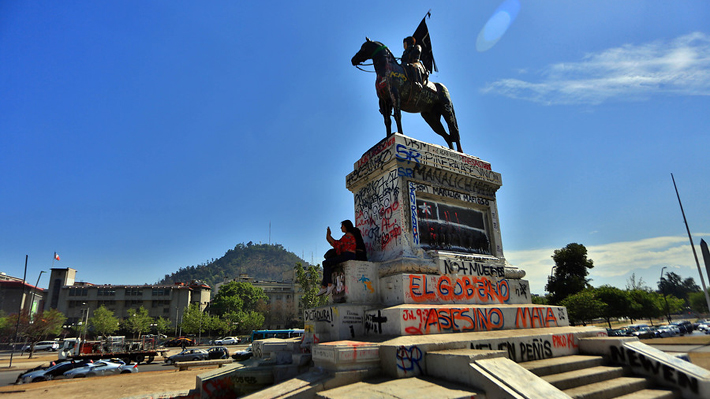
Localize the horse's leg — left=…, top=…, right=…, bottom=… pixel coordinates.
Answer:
left=443, top=102, right=462, bottom=153
left=437, top=85, right=462, bottom=153
left=421, top=110, right=454, bottom=150
left=379, top=98, right=393, bottom=136
left=391, top=87, right=403, bottom=134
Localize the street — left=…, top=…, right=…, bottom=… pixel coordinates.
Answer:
left=0, top=343, right=249, bottom=386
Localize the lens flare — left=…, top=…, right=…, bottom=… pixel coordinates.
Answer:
left=476, top=0, right=521, bottom=52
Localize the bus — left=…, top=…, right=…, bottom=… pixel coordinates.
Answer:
left=250, top=329, right=305, bottom=342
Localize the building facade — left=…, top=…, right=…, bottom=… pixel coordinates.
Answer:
left=45, top=268, right=210, bottom=332
left=216, top=274, right=304, bottom=330
left=0, top=272, right=46, bottom=317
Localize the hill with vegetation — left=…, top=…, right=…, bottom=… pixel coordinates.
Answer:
left=157, top=242, right=312, bottom=290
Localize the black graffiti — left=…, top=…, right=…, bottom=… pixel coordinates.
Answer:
left=443, top=260, right=505, bottom=277
left=354, top=169, right=402, bottom=251
left=515, top=282, right=529, bottom=299
left=470, top=342, right=517, bottom=360
left=234, top=376, right=257, bottom=384
left=557, top=308, right=567, bottom=321
left=365, top=310, right=388, bottom=335
left=519, top=339, right=553, bottom=362
left=347, top=146, right=395, bottom=187
left=304, top=308, right=333, bottom=323
left=412, top=163, right=500, bottom=194
left=610, top=346, right=698, bottom=394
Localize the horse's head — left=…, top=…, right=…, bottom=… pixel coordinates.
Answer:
left=351, top=37, right=386, bottom=66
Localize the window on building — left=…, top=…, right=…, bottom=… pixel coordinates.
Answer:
left=126, top=288, right=143, bottom=296
left=152, top=287, right=171, bottom=296
left=68, top=287, right=88, bottom=297
left=98, top=288, right=116, bottom=296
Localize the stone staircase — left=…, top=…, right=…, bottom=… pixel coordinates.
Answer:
left=521, top=355, right=681, bottom=399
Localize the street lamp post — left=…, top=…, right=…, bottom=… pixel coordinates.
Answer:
left=30, top=271, right=46, bottom=320
left=660, top=267, right=671, bottom=323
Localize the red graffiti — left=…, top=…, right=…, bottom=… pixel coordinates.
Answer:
left=515, top=307, right=559, bottom=329
left=408, top=274, right=510, bottom=303
left=552, top=333, right=578, bottom=349
left=402, top=307, right=504, bottom=335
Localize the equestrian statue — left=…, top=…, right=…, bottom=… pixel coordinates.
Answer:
left=351, top=36, right=462, bottom=153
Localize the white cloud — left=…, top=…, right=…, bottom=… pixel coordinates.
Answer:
left=506, top=234, right=710, bottom=294
left=482, top=32, right=710, bottom=105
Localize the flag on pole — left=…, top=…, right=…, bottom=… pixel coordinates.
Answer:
left=412, top=11, right=437, bottom=73
left=54, top=252, right=60, bottom=261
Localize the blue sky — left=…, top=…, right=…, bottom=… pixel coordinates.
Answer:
left=2, top=1, right=709, bottom=295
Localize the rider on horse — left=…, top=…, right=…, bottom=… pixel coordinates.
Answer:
left=402, top=36, right=428, bottom=93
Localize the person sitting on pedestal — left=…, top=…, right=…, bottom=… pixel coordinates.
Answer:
left=317, top=220, right=365, bottom=296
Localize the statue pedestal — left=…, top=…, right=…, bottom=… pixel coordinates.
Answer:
left=301, top=134, right=586, bottom=379
left=346, top=133, right=505, bottom=264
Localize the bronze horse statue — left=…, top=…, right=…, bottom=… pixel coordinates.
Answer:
left=351, top=38, right=462, bottom=152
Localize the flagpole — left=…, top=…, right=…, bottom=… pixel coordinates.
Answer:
left=671, top=173, right=710, bottom=312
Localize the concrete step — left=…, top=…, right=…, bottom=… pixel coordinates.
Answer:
left=542, top=365, right=626, bottom=390
left=614, top=389, right=681, bottom=399
left=316, top=376, right=485, bottom=399
left=563, top=376, right=650, bottom=399
left=521, top=355, right=605, bottom=376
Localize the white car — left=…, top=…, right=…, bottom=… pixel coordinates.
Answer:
left=21, top=341, right=59, bottom=352
left=17, top=360, right=92, bottom=383
left=655, top=326, right=677, bottom=338
left=214, top=336, right=240, bottom=345
left=63, top=360, right=138, bottom=378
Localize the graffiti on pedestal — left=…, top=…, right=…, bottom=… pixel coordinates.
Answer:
left=354, top=169, right=403, bottom=259
left=416, top=198, right=491, bottom=254
left=408, top=274, right=510, bottom=304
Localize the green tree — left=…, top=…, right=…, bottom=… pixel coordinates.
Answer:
left=594, top=285, right=632, bottom=328
left=689, top=290, right=709, bottom=313
left=6, top=309, right=66, bottom=358
left=180, top=304, right=210, bottom=335
left=153, top=316, right=172, bottom=337
left=658, top=295, right=686, bottom=321
left=560, top=290, right=604, bottom=325
left=0, top=311, right=7, bottom=333
left=239, top=310, right=265, bottom=334
left=627, top=289, right=663, bottom=323
left=219, top=311, right=241, bottom=335
left=659, top=271, right=700, bottom=303
left=211, top=281, right=268, bottom=316
left=531, top=295, right=549, bottom=305
left=124, top=306, right=152, bottom=339
left=295, top=262, right=328, bottom=309
left=89, top=305, right=119, bottom=338
left=546, top=243, right=595, bottom=305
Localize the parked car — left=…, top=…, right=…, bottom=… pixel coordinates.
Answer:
left=231, top=344, right=253, bottom=361
left=655, top=325, right=677, bottom=338
left=631, top=327, right=655, bottom=339
left=606, top=328, right=626, bottom=337
left=17, top=360, right=91, bottom=384
left=64, top=360, right=138, bottom=378
left=671, top=320, right=693, bottom=334
left=21, top=341, right=59, bottom=352
left=164, top=337, right=196, bottom=347
left=696, top=320, right=710, bottom=331
left=207, top=346, right=230, bottom=359
left=165, top=349, right=209, bottom=363
left=214, top=336, right=240, bottom=345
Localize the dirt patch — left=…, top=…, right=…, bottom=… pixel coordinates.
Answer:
left=0, top=352, right=215, bottom=399
left=0, top=368, right=208, bottom=399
